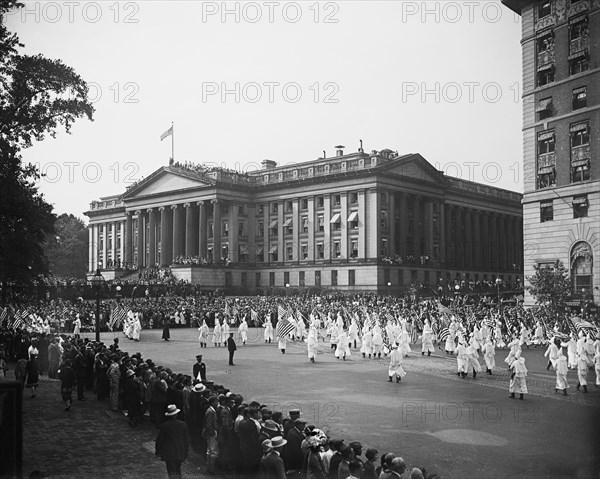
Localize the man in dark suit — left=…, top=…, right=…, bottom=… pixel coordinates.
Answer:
left=227, top=333, right=237, bottom=366
left=283, top=417, right=306, bottom=472
left=193, top=355, right=207, bottom=382
left=155, top=404, right=190, bottom=479
left=202, top=395, right=220, bottom=473
left=259, top=436, right=287, bottom=479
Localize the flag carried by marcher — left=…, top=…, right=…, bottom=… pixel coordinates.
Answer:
left=571, top=316, right=599, bottom=339
left=276, top=316, right=296, bottom=339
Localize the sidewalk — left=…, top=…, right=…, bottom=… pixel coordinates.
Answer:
left=20, top=375, right=209, bottom=479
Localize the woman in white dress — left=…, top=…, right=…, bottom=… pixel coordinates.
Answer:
left=335, top=329, right=350, bottom=360
left=198, top=320, right=209, bottom=348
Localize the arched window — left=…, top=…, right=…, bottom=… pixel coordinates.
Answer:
left=571, top=241, right=593, bottom=294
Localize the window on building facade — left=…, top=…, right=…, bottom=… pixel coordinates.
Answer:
left=569, top=56, right=589, bottom=75
left=571, top=122, right=589, bottom=147
left=315, top=271, right=321, bottom=286
left=239, top=205, right=245, bottom=215
left=317, top=215, right=324, bottom=232
left=540, top=201, right=553, bottom=222
left=271, top=203, right=278, bottom=214
left=380, top=210, right=388, bottom=229
left=316, top=242, right=324, bottom=259
left=238, top=221, right=244, bottom=236
left=331, top=213, right=341, bottom=231
left=225, top=272, right=232, bottom=287
left=258, top=222, right=264, bottom=237
left=537, top=130, right=556, bottom=189
left=350, top=192, right=358, bottom=204
left=317, top=196, right=324, bottom=208
left=208, top=222, right=214, bottom=238
left=538, top=0, right=551, bottom=17
left=256, top=247, right=264, bottom=263
left=269, top=272, right=275, bottom=286
left=573, top=195, right=588, bottom=218
left=571, top=241, right=593, bottom=294
left=223, top=221, right=229, bottom=236
left=301, top=198, right=308, bottom=210
left=269, top=219, right=278, bottom=237
left=333, top=194, right=341, bottom=206
left=537, top=67, right=554, bottom=87
left=538, top=168, right=556, bottom=188
left=269, top=245, right=278, bottom=262
left=299, top=271, right=305, bottom=287
left=286, top=201, right=292, bottom=212
left=302, top=216, right=309, bottom=233
left=301, top=243, right=308, bottom=260
left=331, top=270, right=338, bottom=286
left=571, top=160, right=590, bottom=183
left=221, top=244, right=228, bottom=260
left=348, top=270, right=355, bottom=286
left=258, top=204, right=264, bottom=215
left=536, top=97, right=553, bottom=120
left=572, top=87, right=587, bottom=110
left=222, top=204, right=229, bottom=215
left=284, top=271, right=290, bottom=285
left=283, top=218, right=293, bottom=235
left=348, top=211, right=358, bottom=229
left=538, top=131, right=555, bottom=154
left=241, top=272, right=247, bottom=286
left=286, top=244, right=293, bottom=261
left=333, top=240, right=341, bottom=258
left=381, top=238, right=388, bottom=256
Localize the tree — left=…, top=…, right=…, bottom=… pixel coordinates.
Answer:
left=526, top=261, right=573, bottom=311
left=44, top=214, right=89, bottom=279
left=0, top=2, right=95, bottom=303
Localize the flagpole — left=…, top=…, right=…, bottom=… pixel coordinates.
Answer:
left=171, top=121, right=174, bottom=162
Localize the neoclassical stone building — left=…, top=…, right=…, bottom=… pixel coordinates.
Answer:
left=85, top=146, right=523, bottom=293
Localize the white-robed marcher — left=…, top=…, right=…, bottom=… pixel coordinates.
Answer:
left=421, top=320, right=435, bottom=356
left=483, top=337, right=496, bottom=374
left=277, top=331, right=287, bottom=354
left=132, top=314, right=142, bottom=342
left=263, top=319, right=274, bottom=343
left=307, top=327, right=318, bottom=363
left=472, top=325, right=483, bottom=352
left=296, top=314, right=306, bottom=340
left=387, top=344, right=407, bottom=383
left=544, top=338, right=560, bottom=370
left=494, top=321, right=505, bottom=349
left=466, top=338, right=483, bottom=378
left=505, top=337, right=521, bottom=367
left=327, top=322, right=339, bottom=351
left=372, top=326, right=384, bottom=359
left=221, top=321, right=230, bottom=346
left=212, top=319, right=222, bottom=347
left=594, top=342, right=600, bottom=387
left=445, top=328, right=456, bottom=355
left=562, top=334, right=577, bottom=369
left=198, top=320, right=209, bottom=347
left=361, top=329, right=373, bottom=358
left=335, top=330, right=350, bottom=360
left=576, top=351, right=589, bottom=393
left=348, top=318, right=360, bottom=349
left=399, top=325, right=412, bottom=358
left=509, top=351, right=528, bottom=399
left=555, top=351, right=569, bottom=395
left=73, top=314, right=81, bottom=337
left=533, top=321, right=545, bottom=346
left=456, top=339, right=469, bottom=378
left=238, top=317, right=249, bottom=345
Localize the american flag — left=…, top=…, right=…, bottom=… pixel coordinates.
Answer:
left=438, top=327, right=450, bottom=342
left=571, top=317, right=599, bottom=339
left=12, top=317, right=25, bottom=331
left=0, top=307, right=7, bottom=323
left=276, top=317, right=296, bottom=339
left=277, top=305, right=287, bottom=323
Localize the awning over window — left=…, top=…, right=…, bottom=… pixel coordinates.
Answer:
left=330, top=213, right=341, bottom=224
left=239, top=245, right=249, bottom=255
left=538, top=131, right=554, bottom=140
left=540, top=201, right=553, bottom=208
left=256, top=247, right=264, bottom=255
left=535, top=98, right=552, bottom=112
left=571, top=159, right=590, bottom=168
left=573, top=196, right=588, bottom=206
left=537, top=63, right=554, bottom=72
left=268, top=245, right=278, bottom=254
left=573, top=86, right=586, bottom=95
left=570, top=122, right=588, bottom=132
left=568, top=50, right=587, bottom=61
left=347, top=211, right=358, bottom=222
left=283, top=218, right=293, bottom=227
left=538, top=165, right=555, bottom=174
left=269, top=219, right=278, bottom=228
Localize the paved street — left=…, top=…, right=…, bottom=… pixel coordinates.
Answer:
left=20, top=328, right=600, bottom=479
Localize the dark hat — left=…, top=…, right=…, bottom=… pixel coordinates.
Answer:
left=263, top=420, right=279, bottom=432
left=349, top=441, right=362, bottom=450
left=294, top=417, right=307, bottom=424
left=289, top=408, right=301, bottom=416
left=196, top=355, right=203, bottom=359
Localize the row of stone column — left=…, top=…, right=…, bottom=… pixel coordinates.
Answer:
left=88, top=222, right=124, bottom=271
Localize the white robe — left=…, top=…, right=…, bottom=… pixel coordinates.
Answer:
left=263, top=321, right=274, bottom=341
left=388, top=348, right=407, bottom=379
left=483, top=341, right=495, bottom=370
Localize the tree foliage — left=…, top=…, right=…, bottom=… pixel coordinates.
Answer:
left=0, top=2, right=95, bottom=297
left=44, top=214, right=89, bottom=279
left=526, top=261, right=573, bottom=310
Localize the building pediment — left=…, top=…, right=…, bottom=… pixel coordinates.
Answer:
left=122, top=167, right=213, bottom=200
left=379, top=154, right=448, bottom=186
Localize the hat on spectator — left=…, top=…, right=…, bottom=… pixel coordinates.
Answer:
left=164, top=404, right=180, bottom=416
left=125, top=369, right=134, bottom=377
left=289, top=408, right=300, bottom=416
left=194, top=383, right=206, bottom=392
left=271, top=436, right=287, bottom=448
left=263, top=420, right=279, bottom=432
left=261, top=439, right=273, bottom=453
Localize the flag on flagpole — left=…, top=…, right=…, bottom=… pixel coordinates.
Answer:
left=438, top=327, right=450, bottom=342
left=276, top=316, right=296, bottom=339
left=160, top=125, right=173, bottom=141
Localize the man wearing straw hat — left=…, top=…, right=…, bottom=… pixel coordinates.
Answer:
left=155, top=404, right=190, bottom=478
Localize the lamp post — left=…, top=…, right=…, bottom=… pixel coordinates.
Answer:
left=115, top=285, right=122, bottom=304
left=581, top=288, right=586, bottom=317
left=387, top=281, right=391, bottom=296
left=286, top=283, right=290, bottom=297
left=496, top=277, right=503, bottom=312
left=91, top=269, right=106, bottom=342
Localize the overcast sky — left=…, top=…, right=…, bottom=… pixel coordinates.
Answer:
left=6, top=1, right=523, bottom=221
